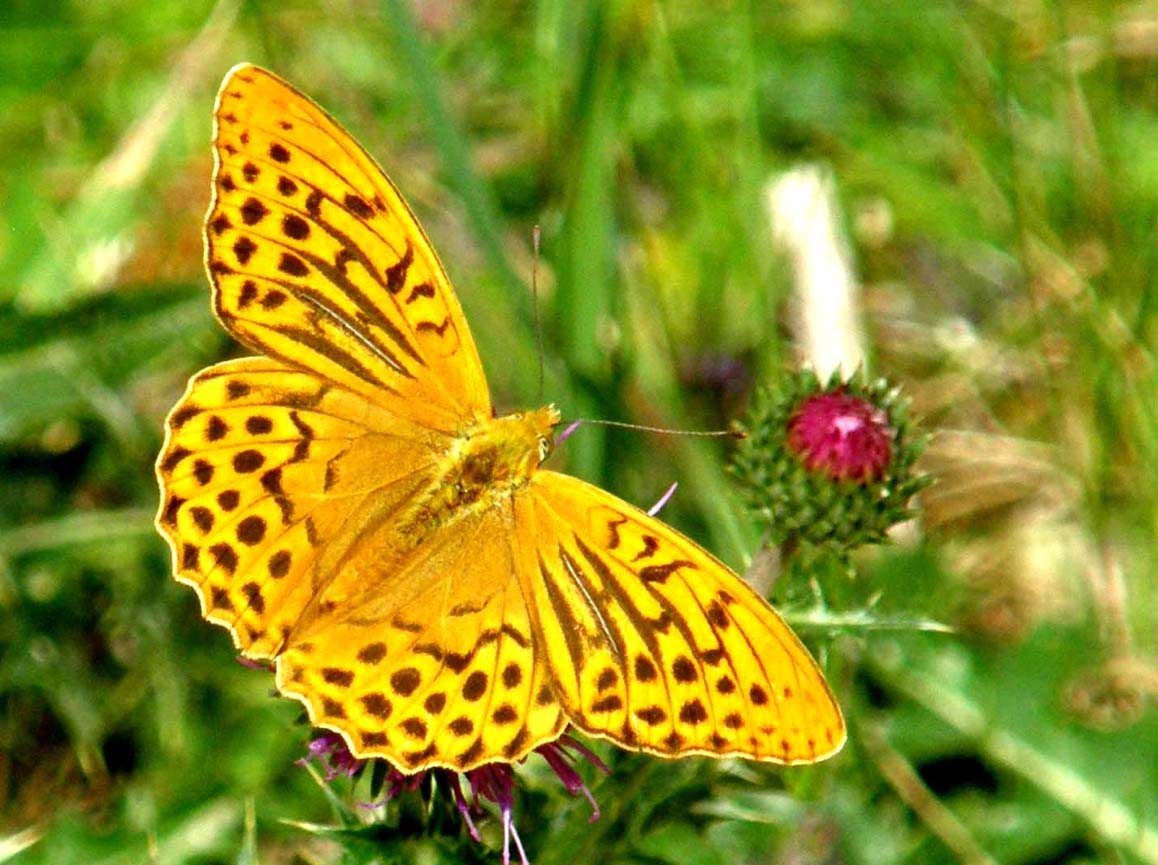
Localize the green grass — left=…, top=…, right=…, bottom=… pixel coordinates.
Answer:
left=2, top=1, right=1156, bottom=863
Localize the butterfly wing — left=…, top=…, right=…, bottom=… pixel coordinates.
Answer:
left=274, top=498, right=566, bottom=771
left=156, top=357, right=447, bottom=659
left=207, top=63, right=490, bottom=430
left=516, top=471, right=845, bottom=765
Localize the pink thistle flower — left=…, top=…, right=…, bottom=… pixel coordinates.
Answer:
left=733, top=370, right=926, bottom=549
left=457, top=735, right=609, bottom=864
left=787, top=390, right=892, bottom=482
left=297, top=729, right=609, bottom=864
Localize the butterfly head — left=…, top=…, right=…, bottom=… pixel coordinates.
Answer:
left=495, top=403, right=561, bottom=471
left=520, top=403, right=563, bottom=468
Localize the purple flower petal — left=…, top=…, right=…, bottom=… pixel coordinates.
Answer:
left=647, top=482, right=678, bottom=516
left=447, top=772, right=481, bottom=842
left=557, top=420, right=583, bottom=445
left=297, top=732, right=363, bottom=782
left=535, top=734, right=610, bottom=822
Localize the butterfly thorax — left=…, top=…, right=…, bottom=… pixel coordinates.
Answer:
left=396, top=405, right=561, bottom=547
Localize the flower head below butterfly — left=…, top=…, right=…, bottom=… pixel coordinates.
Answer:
left=300, top=729, right=608, bottom=865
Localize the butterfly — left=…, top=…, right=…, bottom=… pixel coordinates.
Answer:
left=155, top=64, right=845, bottom=773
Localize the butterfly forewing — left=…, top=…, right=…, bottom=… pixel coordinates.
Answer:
left=206, top=64, right=490, bottom=430
left=520, top=472, right=845, bottom=765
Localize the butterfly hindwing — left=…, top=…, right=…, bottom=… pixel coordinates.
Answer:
left=207, top=64, right=491, bottom=431
left=156, top=356, right=444, bottom=658
left=519, top=471, right=845, bottom=765
left=274, top=501, right=566, bottom=771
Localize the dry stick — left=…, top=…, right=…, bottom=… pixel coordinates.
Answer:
left=766, top=164, right=866, bottom=380
left=860, top=722, right=999, bottom=865
left=93, top=0, right=238, bottom=195
left=872, top=652, right=1158, bottom=864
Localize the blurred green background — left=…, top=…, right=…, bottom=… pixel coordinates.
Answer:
left=1, top=1, right=1156, bottom=863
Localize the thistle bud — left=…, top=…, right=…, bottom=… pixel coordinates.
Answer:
left=732, top=369, right=928, bottom=551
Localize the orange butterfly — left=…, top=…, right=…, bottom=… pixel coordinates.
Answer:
left=156, top=64, right=845, bottom=773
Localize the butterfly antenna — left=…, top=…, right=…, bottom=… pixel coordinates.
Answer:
left=532, top=224, right=545, bottom=404
left=564, top=417, right=746, bottom=440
